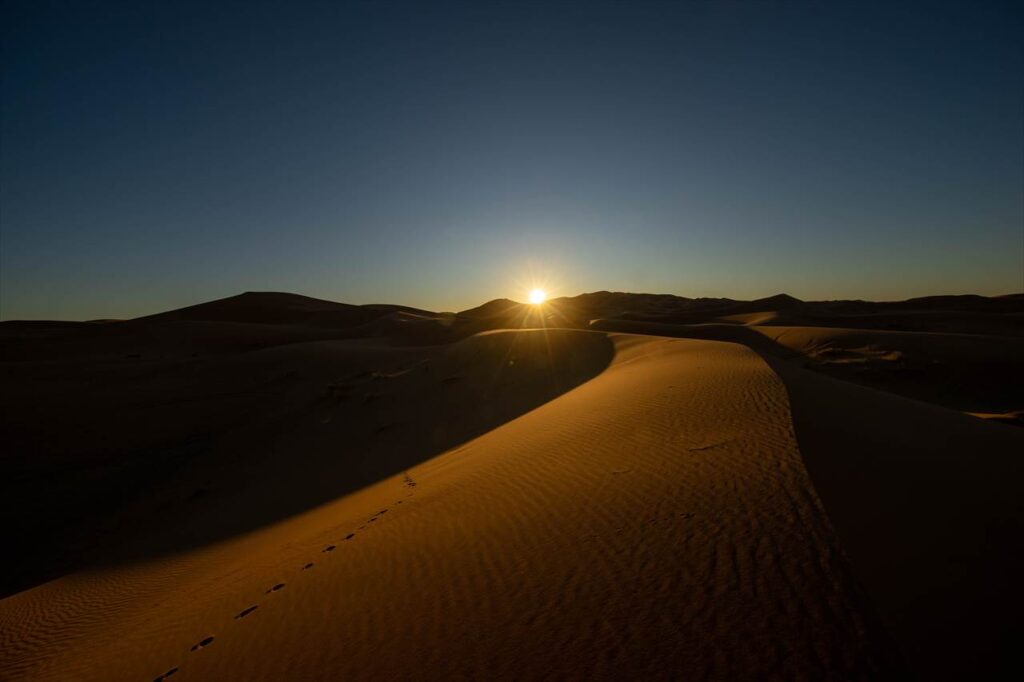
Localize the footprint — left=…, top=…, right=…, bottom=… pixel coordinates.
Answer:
left=152, top=668, right=178, bottom=682
left=190, top=636, right=214, bottom=651
left=265, top=583, right=285, bottom=594
left=235, top=605, right=258, bottom=619
left=687, top=441, right=728, bottom=452
left=344, top=533, right=355, bottom=540
left=303, top=562, right=314, bottom=569
left=323, top=545, right=336, bottom=552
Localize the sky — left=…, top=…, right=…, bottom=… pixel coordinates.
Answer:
left=2, top=0, right=1022, bottom=319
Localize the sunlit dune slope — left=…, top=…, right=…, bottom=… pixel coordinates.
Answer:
left=0, top=334, right=893, bottom=681
left=590, top=319, right=1024, bottom=680
left=0, top=329, right=611, bottom=598
left=5, top=287, right=1021, bottom=681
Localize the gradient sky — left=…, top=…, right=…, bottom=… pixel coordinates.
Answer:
left=2, top=1, right=1022, bottom=319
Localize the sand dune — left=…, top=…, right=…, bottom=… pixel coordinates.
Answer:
left=0, top=334, right=894, bottom=681
left=558, top=291, right=1024, bottom=337
left=773, top=355, right=1024, bottom=681
left=0, top=329, right=611, bottom=598
left=2, top=291, right=1022, bottom=680
left=590, top=320, right=1024, bottom=419
left=591, top=319, right=1024, bottom=679
left=755, top=325, right=1024, bottom=414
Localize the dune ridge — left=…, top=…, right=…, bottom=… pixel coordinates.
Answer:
left=3, top=290, right=1022, bottom=680
left=0, top=329, right=613, bottom=598
left=590, top=319, right=1024, bottom=679
left=0, top=333, right=895, bottom=681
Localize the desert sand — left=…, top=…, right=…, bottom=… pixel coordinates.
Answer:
left=1, top=291, right=1022, bottom=680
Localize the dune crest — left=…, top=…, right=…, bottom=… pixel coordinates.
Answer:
left=590, top=318, right=1024, bottom=679
left=3, top=291, right=1022, bottom=680
left=0, top=334, right=894, bottom=681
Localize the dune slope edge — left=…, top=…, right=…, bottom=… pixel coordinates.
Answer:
left=591, top=320, right=1024, bottom=680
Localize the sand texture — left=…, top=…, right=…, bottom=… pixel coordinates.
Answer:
left=2, top=291, right=1022, bottom=680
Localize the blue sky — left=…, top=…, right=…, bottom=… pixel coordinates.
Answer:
left=2, top=1, right=1021, bottom=318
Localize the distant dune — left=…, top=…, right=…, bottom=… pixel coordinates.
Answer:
left=1, top=290, right=1022, bottom=680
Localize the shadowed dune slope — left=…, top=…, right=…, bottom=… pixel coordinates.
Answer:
left=590, top=319, right=1024, bottom=680
left=771, top=356, right=1024, bottom=682
left=0, top=329, right=612, bottom=597
left=609, top=293, right=1024, bottom=337
left=752, top=325, right=1024, bottom=415
left=0, top=335, right=894, bottom=681
left=4, top=289, right=1020, bottom=680
left=592, top=321, right=1024, bottom=418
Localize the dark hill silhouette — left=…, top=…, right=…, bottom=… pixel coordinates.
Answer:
left=2, top=291, right=1021, bottom=365
left=138, top=291, right=387, bottom=327
left=732, top=293, right=803, bottom=312
left=361, top=303, right=443, bottom=317
left=456, top=298, right=521, bottom=319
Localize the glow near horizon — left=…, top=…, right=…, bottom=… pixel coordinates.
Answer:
left=1, top=2, right=1021, bottom=321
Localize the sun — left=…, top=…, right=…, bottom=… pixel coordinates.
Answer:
left=528, top=288, right=547, bottom=304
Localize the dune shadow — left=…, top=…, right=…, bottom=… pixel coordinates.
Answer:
left=592, top=318, right=1024, bottom=680
left=0, top=327, right=614, bottom=597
